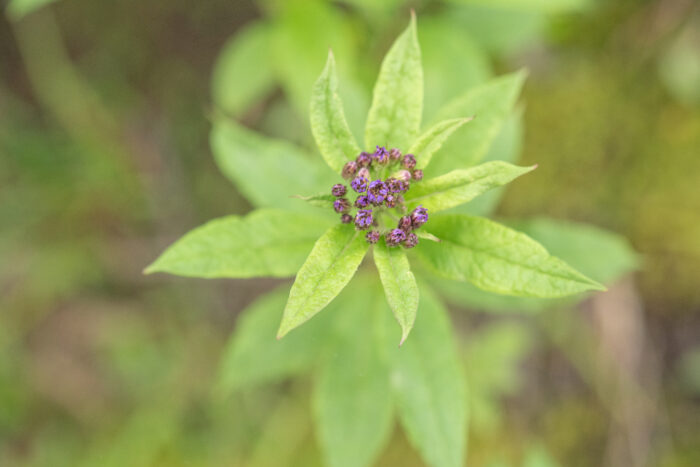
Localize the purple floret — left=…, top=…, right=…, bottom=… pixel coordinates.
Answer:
left=365, top=230, right=380, bottom=244
left=342, top=161, right=358, bottom=179
left=332, top=184, right=347, bottom=197
left=372, top=146, right=389, bottom=165
left=354, top=195, right=370, bottom=208
left=367, top=180, right=388, bottom=205
left=351, top=176, right=369, bottom=193
left=403, top=232, right=419, bottom=249
left=356, top=151, right=372, bottom=167
left=354, top=209, right=374, bottom=230
left=333, top=198, right=351, bottom=213
left=385, top=228, right=407, bottom=247
left=410, top=205, right=428, bottom=228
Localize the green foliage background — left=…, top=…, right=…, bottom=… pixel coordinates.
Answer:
left=1, top=0, right=699, bottom=466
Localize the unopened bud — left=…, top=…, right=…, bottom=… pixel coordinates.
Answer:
left=412, top=169, right=423, bottom=181
left=401, top=154, right=416, bottom=170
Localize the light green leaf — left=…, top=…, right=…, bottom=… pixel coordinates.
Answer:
left=429, top=71, right=526, bottom=175
left=446, top=0, right=589, bottom=14
left=311, top=51, right=362, bottom=174
left=411, top=118, right=473, bottom=170
left=211, top=118, right=336, bottom=212
left=144, top=209, right=329, bottom=278
left=373, top=241, right=419, bottom=345
left=416, top=214, right=605, bottom=297
left=277, top=224, right=368, bottom=338
left=291, top=193, right=336, bottom=209
left=314, top=286, right=393, bottom=467
left=6, top=0, right=58, bottom=21
left=211, top=22, right=275, bottom=117
left=379, top=286, right=466, bottom=467
left=405, top=161, right=535, bottom=213
left=217, top=286, right=335, bottom=393
left=365, top=14, right=423, bottom=150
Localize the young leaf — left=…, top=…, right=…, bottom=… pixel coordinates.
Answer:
left=410, top=117, right=473, bottom=170
left=373, top=241, right=419, bottom=345
left=380, top=287, right=466, bottom=467
left=429, top=71, right=526, bottom=175
left=211, top=119, right=336, bottom=212
left=277, top=224, right=368, bottom=338
left=416, top=214, right=606, bottom=297
left=217, top=286, right=335, bottom=394
left=291, top=193, right=336, bottom=209
left=311, top=51, right=363, bottom=174
left=365, top=13, right=423, bottom=150
left=144, top=209, right=329, bottom=278
left=314, top=288, right=393, bottom=467
left=405, top=161, right=535, bottom=213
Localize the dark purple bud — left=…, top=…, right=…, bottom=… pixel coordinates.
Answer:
left=356, top=151, right=372, bottom=167
left=333, top=198, right=351, bottom=213
left=342, top=161, right=358, bottom=179
left=340, top=213, right=353, bottom=224
left=351, top=176, right=368, bottom=193
left=398, top=180, right=410, bottom=193
left=412, top=169, right=423, bottom=181
left=332, top=184, right=347, bottom=197
left=403, top=232, right=419, bottom=249
left=401, top=154, right=417, bottom=170
left=385, top=194, right=397, bottom=208
left=410, top=205, right=429, bottom=228
left=389, top=148, right=402, bottom=162
left=365, top=230, right=380, bottom=244
left=354, top=195, right=370, bottom=208
left=396, top=170, right=411, bottom=182
left=398, top=216, right=412, bottom=232
left=385, top=228, right=407, bottom=247
left=372, top=146, right=389, bottom=165
left=357, top=167, right=371, bottom=181
left=385, top=177, right=401, bottom=193
left=354, top=209, right=373, bottom=230
left=367, top=180, right=388, bottom=205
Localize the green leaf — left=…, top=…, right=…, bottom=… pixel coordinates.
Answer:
left=211, top=22, right=275, bottom=117
left=365, top=14, right=423, bottom=150
left=144, top=209, right=329, bottom=278
left=6, top=0, right=58, bottom=21
left=446, top=0, right=589, bottom=14
left=379, top=286, right=466, bottom=467
left=291, top=193, right=336, bottom=209
left=217, top=286, right=335, bottom=393
left=405, top=161, right=535, bottom=213
left=373, top=242, right=419, bottom=345
left=314, top=286, right=393, bottom=467
left=429, top=71, right=526, bottom=175
left=310, top=51, right=362, bottom=174
left=411, top=118, right=473, bottom=170
left=277, top=224, right=368, bottom=338
left=211, top=118, right=336, bottom=212
left=416, top=214, right=605, bottom=297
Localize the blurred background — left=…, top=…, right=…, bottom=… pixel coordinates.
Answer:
left=1, top=0, right=699, bottom=465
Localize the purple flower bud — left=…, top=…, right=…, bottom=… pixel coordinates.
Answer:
left=401, top=154, right=417, bottom=170
left=410, top=205, right=429, bottom=228
left=385, top=194, right=397, bottom=208
left=351, top=176, right=368, bottom=193
left=354, top=195, right=370, bottom=208
left=398, top=216, right=412, bottom=232
left=396, top=170, right=411, bottom=182
left=385, top=228, right=407, bottom=247
left=340, top=213, right=353, bottom=224
left=385, top=177, right=400, bottom=193
left=367, top=180, right=388, bottom=205
left=372, top=146, right=389, bottom=165
left=389, top=148, right=402, bottom=162
left=354, top=209, right=373, bottom=230
left=365, top=230, right=380, bottom=244
left=332, top=184, right=347, bottom=197
left=412, top=169, right=423, bottom=181
left=342, top=161, right=358, bottom=179
left=357, top=167, right=371, bottom=180
left=333, top=198, right=351, bottom=213
left=356, top=151, right=372, bottom=167
left=403, top=232, right=419, bottom=249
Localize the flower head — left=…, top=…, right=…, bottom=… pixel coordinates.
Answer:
left=386, top=228, right=407, bottom=247
left=333, top=198, right=351, bottom=213
left=342, top=160, right=358, bottom=179
left=356, top=151, right=372, bottom=167
left=403, top=232, right=419, bottom=249
left=401, top=154, right=417, bottom=170
left=340, top=213, right=353, bottom=224
left=389, top=148, right=402, bottom=162
left=410, top=205, right=428, bottom=228
left=365, top=230, right=380, bottom=244
left=354, top=195, right=370, bottom=208
left=332, top=184, right=347, bottom=197
left=351, top=176, right=369, bottom=193
left=372, top=146, right=389, bottom=165
left=367, top=180, right=388, bottom=205
left=412, top=169, right=423, bottom=181
left=398, top=216, right=412, bottom=232
left=354, top=209, right=373, bottom=230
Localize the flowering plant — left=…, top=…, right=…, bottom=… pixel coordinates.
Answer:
left=146, top=14, right=603, bottom=467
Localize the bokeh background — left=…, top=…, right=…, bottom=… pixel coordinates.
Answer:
left=1, top=0, right=699, bottom=466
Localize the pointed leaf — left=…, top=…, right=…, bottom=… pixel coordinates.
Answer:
left=311, top=51, right=363, bottom=174
left=291, top=193, right=336, bottom=209
left=373, top=241, right=419, bottom=345
left=429, top=71, right=526, bottom=175
left=211, top=119, right=336, bottom=212
left=405, top=161, right=535, bottom=213
left=416, top=214, right=606, bottom=297
left=378, top=287, right=466, bottom=467
left=314, top=285, right=393, bottom=467
left=411, top=118, right=473, bottom=170
left=277, top=224, right=368, bottom=338
left=365, top=14, right=423, bottom=149
left=145, top=209, right=329, bottom=278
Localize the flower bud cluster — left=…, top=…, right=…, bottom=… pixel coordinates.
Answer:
left=330, top=146, right=429, bottom=248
